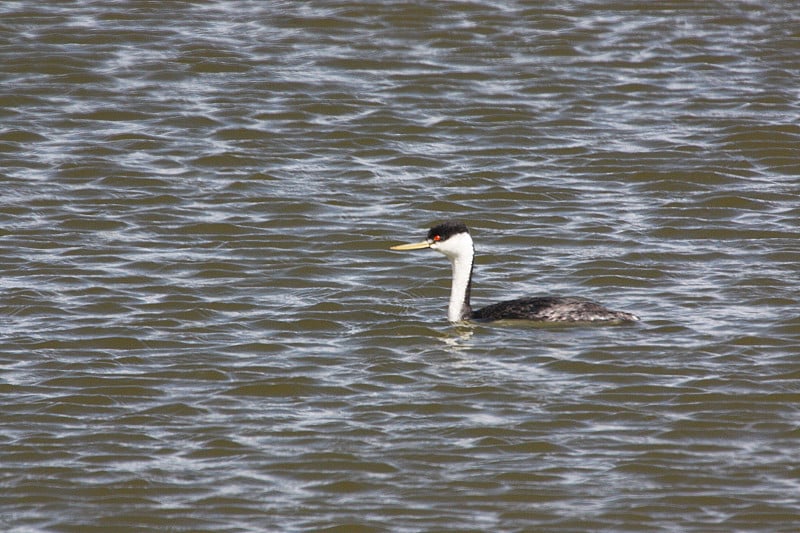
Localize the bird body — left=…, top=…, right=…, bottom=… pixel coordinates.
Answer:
left=390, top=221, right=639, bottom=324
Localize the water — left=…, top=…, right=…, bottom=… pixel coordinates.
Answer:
left=2, top=1, right=799, bottom=531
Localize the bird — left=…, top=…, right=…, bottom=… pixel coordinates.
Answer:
left=390, top=221, right=639, bottom=324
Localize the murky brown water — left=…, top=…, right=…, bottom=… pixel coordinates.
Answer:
left=2, top=1, right=799, bottom=531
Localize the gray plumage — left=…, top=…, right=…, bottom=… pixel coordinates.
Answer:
left=470, top=296, right=639, bottom=323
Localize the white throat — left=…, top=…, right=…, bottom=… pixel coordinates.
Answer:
left=432, top=232, right=474, bottom=322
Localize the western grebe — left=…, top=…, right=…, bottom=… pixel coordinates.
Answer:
left=390, top=221, right=639, bottom=324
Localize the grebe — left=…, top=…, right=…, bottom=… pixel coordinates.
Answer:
left=390, top=221, right=639, bottom=324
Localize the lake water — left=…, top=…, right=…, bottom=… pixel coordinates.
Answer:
left=1, top=1, right=799, bottom=531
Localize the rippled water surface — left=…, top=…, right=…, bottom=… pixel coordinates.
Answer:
left=2, top=1, right=799, bottom=531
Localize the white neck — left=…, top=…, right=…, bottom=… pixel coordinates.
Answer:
left=432, top=232, right=474, bottom=322
left=447, top=254, right=473, bottom=322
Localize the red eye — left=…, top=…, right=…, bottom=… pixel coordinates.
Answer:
left=433, top=235, right=441, bottom=241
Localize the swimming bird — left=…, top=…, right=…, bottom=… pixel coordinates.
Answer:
left=390, top=221, right=639, bottom=324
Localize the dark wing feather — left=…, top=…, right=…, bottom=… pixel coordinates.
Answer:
left=471, top=296, right=638, bottom=322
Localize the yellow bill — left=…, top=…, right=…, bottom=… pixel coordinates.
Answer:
left=389, top=240, right=431, bottom=251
